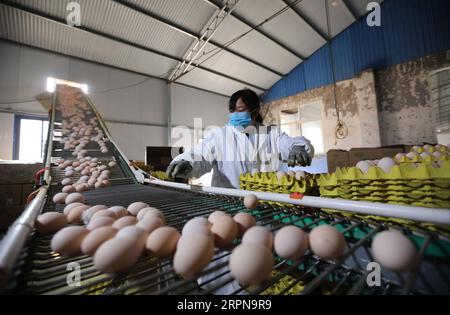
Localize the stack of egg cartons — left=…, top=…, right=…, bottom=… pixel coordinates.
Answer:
left=240, top=171, right=320, bottom=208
left=317, top=144, right=450, bottom=210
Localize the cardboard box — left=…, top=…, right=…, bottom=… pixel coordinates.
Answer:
left=327, top=150, right=350, bottom=173
left=0, top=205, right=25, bottom=231
left=21, top=184, right=35, bottom=205
left=349, top=146, right=405, bottom=166
left=0, top=162, right=41, bottom=185
left=0, top=185, right=22, bottom=207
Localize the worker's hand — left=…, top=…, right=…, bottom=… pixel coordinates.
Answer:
left=287, top=145, right=312, bottom=167
left=166, top=160, right=193, bottom=179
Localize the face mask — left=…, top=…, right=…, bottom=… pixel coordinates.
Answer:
left=229, top=112, right=252, bottom=128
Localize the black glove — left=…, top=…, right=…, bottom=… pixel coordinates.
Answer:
left=287, top=145, right=312, bottom=167
left=166, top=160, right=193, bottom=179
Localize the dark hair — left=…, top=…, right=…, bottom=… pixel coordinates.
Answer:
left=229, top=89, right=263, bottom=123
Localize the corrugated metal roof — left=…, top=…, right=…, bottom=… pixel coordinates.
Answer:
left=177, top=67, right=265, bottom=96
left=211, top=14, right=302, bottom=75
left=0, top=4, right=178, bottom=77
left=0, top=0, right=375, bottom=97
left=194, top=42, right=281, bottom=89
left=8, top=0, right=193, bottom=58
left=123, top=0, right=216, bottom=34
left=233, top=0, right=326, bottom=57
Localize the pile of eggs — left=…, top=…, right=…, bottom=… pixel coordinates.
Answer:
left=36, top=190, right=419, bottom=285
left=53, top=90, right=118, bottom=194
left=36, top=199, right=179, bottom=274
left=355, top=145, right=449, bottom=174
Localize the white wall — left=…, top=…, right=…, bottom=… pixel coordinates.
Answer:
left=0, top=41, right=231, bottom=162
left=171, top=84, right=228, bottom=128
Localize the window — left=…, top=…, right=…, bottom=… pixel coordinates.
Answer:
left=279, top=101, right=325, bottom=155
left=13, top=115, right=49, bottom=162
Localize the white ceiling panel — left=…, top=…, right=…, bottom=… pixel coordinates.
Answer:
left=0, top=4, right=178, bottom=78
left=7, top=0, right=194, bottom=58
left=122, top=0, right=216, bottom=34
left=211, top=14, right=302, bottom=75
left=233, top=0, right=326, bottom=57
left=177, top=67, right=265, bottom=97
left=194, top=43, right=281, bottom=89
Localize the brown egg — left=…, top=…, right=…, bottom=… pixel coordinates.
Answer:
left=182, top=217, right=212, bottom=237
left=243, top=194, right=258, bottom=209
left=137, top=207, right=164, bottom=222
left=63, top=202, right=85, bottom=216
left=61, top=178, right=72, bottom=186
left=35, top=212, right=67, bottom=235
left=94, top=237, right=143, bottom=273
left=65, top=192, right=85, bottom=204
left=173, top=233, right=214, bottom=277
left=116, top=226, right=148, bottom=247
left=62, top=185, right=75, bottom=193
left=136, top=216, right=164, bottom=234
left=67, top=205, right=89, bottom=224
left=112, top=216, right=137, bottom=230
left=87, top=216, right=116, bottom=230
left=309, top=225, right=346, bottom=260
left=242, top=226, right=273, bottom=250
left=53, top=193, right=68, bottom=204
left=274, top=226, right=308, bottom=260
left=109, top=206, right=128, bottom=218
left=127, top=202, right=149, bottom=216
left=371, top=231, right=417, bottom=272
left=211, top=215, right=238, bottom=248
left=75, top=183, right=89, bottom=192
left=208, top=210, right=228, bottom=224
left=229, top=243, right=274, bottom=285
left=146, top=227, right=180, bottom=258
left=51, top=226, right=89, bottom=256
left=233, top=212, right=256, bottom=236
left=81, top=226, right=117, bottom=256
left=91, top=210, right=116, bottom=221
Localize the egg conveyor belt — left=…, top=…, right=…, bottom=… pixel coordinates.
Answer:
left=1, top=85, right=450, bottom=295
left=3, top=183, right=450, bottom=295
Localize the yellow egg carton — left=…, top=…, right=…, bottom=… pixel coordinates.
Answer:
left=336, top=161, right=450, bottom=181
left=240, top=172, right=319, bottom=195
left=396, top=155, right=448, bottom=163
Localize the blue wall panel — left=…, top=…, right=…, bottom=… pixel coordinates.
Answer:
left=262, top=0, right=450, bottom=103
left=350, top=19, right=386, bottom=74
left=303, top=45, right=333, bottom=90
left=381, top=0, right=426, bottom=66
left=332, top=30, right=355, bottom=82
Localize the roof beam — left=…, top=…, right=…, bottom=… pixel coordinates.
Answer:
left=341, top=0, right=358, bottom=21
left=0, top=1, right=266, bottom=92
left=112, top=0, right=283, bottom=78
left=280, top=0, right=330, bottom=41
left=203, top=0, right=306, bottom=61
left=0, top=38, right=231, bottom=99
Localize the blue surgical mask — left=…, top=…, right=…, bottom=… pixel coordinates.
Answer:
left=229, top=112, right=252, bottom=128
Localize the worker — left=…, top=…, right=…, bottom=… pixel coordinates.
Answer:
left=166, top=89, right=315, bottom=187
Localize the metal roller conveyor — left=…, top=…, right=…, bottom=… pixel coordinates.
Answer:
left=0, top=85, right=449, bottom=295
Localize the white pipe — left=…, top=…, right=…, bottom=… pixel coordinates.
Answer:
left=146, top=179, right=450, bottom=226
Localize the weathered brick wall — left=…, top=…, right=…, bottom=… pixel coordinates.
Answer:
left=375, top=50, right=450, bottom=146
left=262, top=50, right=450, bottom=151
left=262, top=70, right=380, bottom=152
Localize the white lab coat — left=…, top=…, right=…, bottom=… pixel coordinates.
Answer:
left=172, top=124, right=314, bottom=189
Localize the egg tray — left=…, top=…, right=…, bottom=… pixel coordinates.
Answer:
left=239, top=172, right=320, bottom=195
left=5, top=183, right=450, bottom=295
